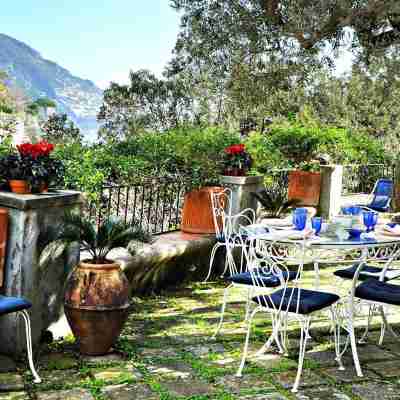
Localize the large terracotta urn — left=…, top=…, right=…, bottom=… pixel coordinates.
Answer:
left=181, top=186, right=224, bottom=234
left=64, top=260, right=130, bottom=355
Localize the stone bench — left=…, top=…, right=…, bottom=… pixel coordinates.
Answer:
left=111, top=231, right=217, bottom=295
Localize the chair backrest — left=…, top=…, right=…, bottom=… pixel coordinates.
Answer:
left=210, top=188, right=232, bottom=240
left=241, top=236, right=306, bottom=315
left=370, top=179, right=393, bottom=211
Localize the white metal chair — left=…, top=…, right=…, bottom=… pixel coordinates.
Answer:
left=333, top=243, right=400, bottom=346
left=212, top=210, right=260, bottom=338
left=203, top=188, right=255, bottom=282
left=0, top=295, right=41, bottom=383
left=235, top=237, right=342, bottom=393
left=343, top=246, right=400, bottom=377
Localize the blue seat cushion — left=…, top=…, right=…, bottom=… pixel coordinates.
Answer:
left=355, top=279, right=400, bottom=306
left=334, top=263, right=397, bottom=281
left=252, top=288, right=339, bottom=314
left=0, top=296, right=32, bottom=316
left=228, top=270, right=297, bottom=287
left=368, top=195, right=390, bottom=212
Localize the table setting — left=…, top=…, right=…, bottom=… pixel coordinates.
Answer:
left=244, top=206, right=400, bottom=248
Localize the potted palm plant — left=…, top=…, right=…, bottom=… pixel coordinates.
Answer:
left=55, top=213, right=151, bottom=355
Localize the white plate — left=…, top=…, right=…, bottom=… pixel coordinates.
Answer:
left=261, top=218, right=293, bottom=227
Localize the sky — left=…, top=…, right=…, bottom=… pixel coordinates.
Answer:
left=1, top=1, right=181, bottom=88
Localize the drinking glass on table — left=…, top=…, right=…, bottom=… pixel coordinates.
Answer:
left=293, top=209, right=307, bottom=230
left=311, top=216, right=322, bottom=235
left=362, top=211, right=378, bottom=232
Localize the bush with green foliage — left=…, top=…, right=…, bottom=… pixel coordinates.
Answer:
left=244, top=120, right=388, bottom=176
left=54, top=126, right=240, bottom=198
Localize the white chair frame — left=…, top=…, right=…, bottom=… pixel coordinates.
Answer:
left=212, top=211, right=259, bottom=338
left=204, top=187, right=255, bottom=282
left=342, top=245, right=400, bottom=377
left=18, top=309, right=41, bottom=383
left=235, top=237, right=343, bottom=393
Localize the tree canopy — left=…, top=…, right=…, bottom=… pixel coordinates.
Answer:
left=171, top=0, right=400, bottom=65
left=97, top=70, right=193, bottom=139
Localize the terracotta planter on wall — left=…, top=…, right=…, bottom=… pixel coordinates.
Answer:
left=9, top=180, right=31, bottom=194
left=0, top=208, right=8, bottom=288
left=181, top=186, right=224, bottom=234
left=64, top=260, right=130, bottom=355
left=288, top=170, right=321, bottom=206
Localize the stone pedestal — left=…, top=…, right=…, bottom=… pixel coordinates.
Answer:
left=319, top=165, right=343, bottom=218
left=0, top=190, right=82, bottom=355
left=220, top=175, right=264, bottom=223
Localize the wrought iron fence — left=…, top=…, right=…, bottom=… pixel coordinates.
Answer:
left=342, top=164, right=395, bottom=195
left=85, top=177, right=193, bottom=235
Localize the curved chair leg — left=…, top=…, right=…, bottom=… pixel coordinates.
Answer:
left=379, top=306, right=398, bottom=345
left=236, top=306, right=261, bottom=377
left=19, top=310, right=42, bottom=384
left=313, top=262, right=320, bottom=290
left=255, top=314, right=284, bottom=356
left=213, top=284, right=232, bottom=338
left=292, top=318, right=311, bottom=393
left=220, top=251, right=230, bottom=278
left=330, top=306, right=345, bottom=370
left=204, top=243, right=223, bottom=283
left=244, top=287, right=253, bottom=322
left=359, top=304, right=374, bottom=344
left=348, top=307, right=363, bottom=377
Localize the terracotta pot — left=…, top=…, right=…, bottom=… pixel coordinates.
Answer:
left=64, top=260, right=130, bottom=355
left=288, top=170, right=321, bottom=207
left=0, top=209, right=8, bottom=288
left=181, top=186, right=224, bottom=234
left=9, top=180, right=31, bottom=194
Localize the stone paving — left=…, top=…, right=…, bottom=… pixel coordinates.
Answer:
left=2, top=267, right=400, bottom=399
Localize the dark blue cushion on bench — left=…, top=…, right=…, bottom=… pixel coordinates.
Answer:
left=252, top=288, right=339, bottom=314
left=355, top=279, right=400, bottom=306
left=0, top=296, right=32, bottom=316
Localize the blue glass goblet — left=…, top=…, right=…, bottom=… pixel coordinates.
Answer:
left=293, top=212, right=307, bottom=231
left=311, top=217, right=322, bottom=235
left=362, top=211, right=376, bottom=232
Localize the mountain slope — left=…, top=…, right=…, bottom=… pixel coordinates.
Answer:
left=0, top=33, right=102, bottom=137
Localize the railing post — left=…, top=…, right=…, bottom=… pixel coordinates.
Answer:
left=319, top=165, right=343, bottom=219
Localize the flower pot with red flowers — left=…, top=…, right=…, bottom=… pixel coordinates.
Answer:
left=222, top=144, right=252, bottom=177
left=0, top=141, right=64, bottom=194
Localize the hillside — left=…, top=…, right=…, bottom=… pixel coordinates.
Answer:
left=0, top=33, right=103, bottom=138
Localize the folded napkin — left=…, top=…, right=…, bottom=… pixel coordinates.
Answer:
left=383, top=223, right=400, bottom=236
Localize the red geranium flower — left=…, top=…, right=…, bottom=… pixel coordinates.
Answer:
left=17, top=141, right=55, bottom=158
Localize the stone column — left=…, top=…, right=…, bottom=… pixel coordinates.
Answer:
left=319, top=165, right=343, bottom=218
left=0, top=190, right=82, bottom=355
left=220, top=175, right=264, bottom=224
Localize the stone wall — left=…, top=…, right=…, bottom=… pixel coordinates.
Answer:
left=0, top=191, right=81, bottom=355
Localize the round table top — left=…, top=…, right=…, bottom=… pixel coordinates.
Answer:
left=243, top=224, right=400, bottom=250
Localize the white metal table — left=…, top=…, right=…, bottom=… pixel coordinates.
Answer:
left=241, top=224, right=400, bottom=377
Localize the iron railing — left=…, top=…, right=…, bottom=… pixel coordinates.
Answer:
left=86, top=177, right=193, bottom=235
left=342, top=164, right=395, bottom=195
